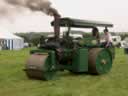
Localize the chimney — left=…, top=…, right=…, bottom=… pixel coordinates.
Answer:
left=54, top=14, right=60, bottom=40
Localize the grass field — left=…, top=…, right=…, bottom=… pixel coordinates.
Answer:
left=0, top=48, right=127, bottom=96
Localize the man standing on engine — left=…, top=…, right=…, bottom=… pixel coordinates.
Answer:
left=102, top=28, right=113, bottom=48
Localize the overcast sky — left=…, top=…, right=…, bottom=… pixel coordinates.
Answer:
left=0, top=0, right=128, bottom=33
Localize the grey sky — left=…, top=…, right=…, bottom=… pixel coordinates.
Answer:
left=0, top=0, right=128, bottom=33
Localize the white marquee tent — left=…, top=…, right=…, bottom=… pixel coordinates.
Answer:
left=0, top=32, right=24, bottom=50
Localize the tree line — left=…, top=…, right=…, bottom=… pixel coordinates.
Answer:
left=15, top=32, right=128, bottom=46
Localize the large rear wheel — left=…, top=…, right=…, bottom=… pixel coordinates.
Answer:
left=88, top=48, right=112, bottom=74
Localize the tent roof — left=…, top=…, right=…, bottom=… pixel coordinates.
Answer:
left=0, top=32, right=23, bottom=40
left=51, top=17, right=113, bottom=28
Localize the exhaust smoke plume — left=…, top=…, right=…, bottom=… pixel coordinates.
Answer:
left=0, top=1, right=14, bottom=17
left=5, top=0, right=60, bottom=16
left=0, top=0, right=60, bottom=33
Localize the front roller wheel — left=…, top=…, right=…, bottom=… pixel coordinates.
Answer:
left=88, top=48, right=112, bottom=74
left=25, top=53, right=56, bottom=80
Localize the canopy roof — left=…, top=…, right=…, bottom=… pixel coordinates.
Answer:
left=0, top=32, right=23, bottom=40
left=51, top=17, right=113, bottom=28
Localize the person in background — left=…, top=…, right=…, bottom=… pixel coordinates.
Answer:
left=102, top=28, right=113, bottom=48
left=92, top=27, right=100, bottom=43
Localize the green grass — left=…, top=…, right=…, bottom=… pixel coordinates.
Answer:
left=0, top=48, right=128, bottom=96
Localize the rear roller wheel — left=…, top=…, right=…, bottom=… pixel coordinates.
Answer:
left=88, top=48, right=112, bottom=74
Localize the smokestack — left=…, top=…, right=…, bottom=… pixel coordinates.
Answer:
left=54, top=15, right=60, bottom=39
left=48, top=7, right=61, bottom=39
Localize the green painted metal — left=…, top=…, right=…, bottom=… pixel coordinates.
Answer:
left=30, top=49, right=51, bottom=54
left=51, top=17, right=113, bottom=28
left=79, top=37, right=98, bottom=47
left=43, top=51, right=56, bottom=80
left=72, top=48, right=88, bottom=72
left=89, top=48, right=112, bottom=74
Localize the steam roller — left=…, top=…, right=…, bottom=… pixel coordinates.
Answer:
left=25, top=17, right=115, bottom=80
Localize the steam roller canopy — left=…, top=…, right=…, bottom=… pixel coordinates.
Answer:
left=25, top=53, right=55, bottom=80
left=88, top=48, right=112, bottom=74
